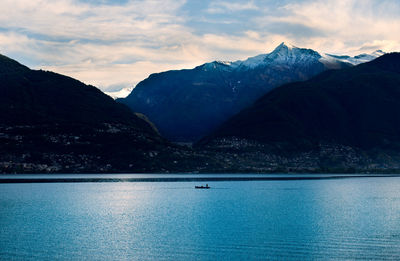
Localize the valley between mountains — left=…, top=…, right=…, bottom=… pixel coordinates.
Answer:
left=1, top=43, right=400, bottom=173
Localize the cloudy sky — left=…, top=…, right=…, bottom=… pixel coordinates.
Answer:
left=1, top=0, right=400, bottom=92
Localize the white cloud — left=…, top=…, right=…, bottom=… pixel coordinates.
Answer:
left=0, top=0, right=399, bottom=93
left=0, top=0, right=186, bottom=38
left=0, top=0, right=199, bottom=89
left=41, top=60, right=199, bottom=91
left=272, top=0, right=400, bottom=54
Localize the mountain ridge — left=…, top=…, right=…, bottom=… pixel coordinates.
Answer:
left=192, top=52, right=400, bottom=172
left=200, top=53, right=400, bottom=151
left=2, top=52, right=400, bottom=173
left=119, top=43, right=384, bottom=142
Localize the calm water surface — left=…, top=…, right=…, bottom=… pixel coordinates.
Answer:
left=1, top=177, right=400, bottom=260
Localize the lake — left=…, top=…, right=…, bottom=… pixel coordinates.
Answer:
left=1, top=175, right=400, bottom=260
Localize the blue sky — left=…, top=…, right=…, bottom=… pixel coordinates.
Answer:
left=1, top=0, right=400, bottom=92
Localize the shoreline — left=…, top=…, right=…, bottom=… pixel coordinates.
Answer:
left=0, top=174, right=398, bottom=183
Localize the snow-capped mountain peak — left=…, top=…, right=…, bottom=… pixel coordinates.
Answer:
left=237, top=42, right=321, bottom=70
left=272, top=42, right=297, bottom=52
left=268, top=42, right=320, bottom=60
left=321, top=50, right=386, bottom=66
left=196, top=43, right=385, bottom=72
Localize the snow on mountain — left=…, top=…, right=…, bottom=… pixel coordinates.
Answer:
left=321, top=50, right=386, bottom=66
left=119, top=42, right=386, bottom=142
left=203, top=43, right=385, bottom=72
left=237, top=42, right=322, bottom=70
left=199, top=61, right=236, bottom=72
left=236, top=53, right=268, bottom=69
left=199, top=43, right=319, bottom=71
left=105, top=87, right=133, bottom=99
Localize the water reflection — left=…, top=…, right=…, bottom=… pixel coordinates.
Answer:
left=1, top=178, right=400, bottom=260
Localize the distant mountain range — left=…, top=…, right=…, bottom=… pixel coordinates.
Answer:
left=119, top=43, right=384, bottom=142
left=2, top=50, right=400, bottom=173
left=199, top=53, right=400, bottom=172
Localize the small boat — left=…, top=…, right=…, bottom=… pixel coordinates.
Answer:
left=195, top=184, right=210, bottom=189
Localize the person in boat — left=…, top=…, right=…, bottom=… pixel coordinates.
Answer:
left=195, top=184, right=210, bottom=188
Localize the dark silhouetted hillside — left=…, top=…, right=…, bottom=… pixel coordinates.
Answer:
left=202, top=53, right=400, bottom=151
left=0, top=54, right=218, bottom=173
